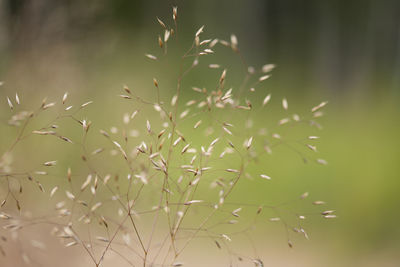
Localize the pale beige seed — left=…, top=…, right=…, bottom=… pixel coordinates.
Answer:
left=32, top=130, right=56, bottom=135
left=195, top=25, right=204, bottom=37
left=0, top=212, right=11, bottom=219
left=282, top=98, right=288, bottom=110
left=192, top=87, right=202, bottom=93
left=279, top=118, right=290, bottom=125
left=219, top=69, right=227, bottom=84
left=119, top=94, right=131, bottom=99
left=164, top=30, right=170, bottom=42
left=171, top=95, right=178, bottom=106
left=262, top=64, right=276, bottom=73
left=146, top=120, right=151, bottom=132
left=210, top=138, right=219, bottom=147
left=184, top=200, right=203, bottom=205
left=103, top=174, right=111, bottom=185
left=181, top=144, right=190, bottom=154
left=272, top=133, right=281, bottom=139
left=306, top=144, right=317, bottom=152
left=80, top=101, right=93, bottom=108
left=145, top=54, right=157, bottom=60
left=262, top=94, right=271, bottom=106
left=219, top=40, right=229, bottom=46
left=50, top=187, right=58, bottom=197
left=260, top=174, right=271, bottom=180
left=81, top=175, right=92, bottom=191
left=223, top=126, right=232, bottom=135
left=311, top=101, right=328, bottom=113
left=313, top=111, right=324, bottom=118
left=300, top=192, right=309, bottom=199
left=246, top=137, right=253, bottom=149
left=7, top=97, right=13, bottom=110
left=322, top=210, right=335, bottom=215
left=172, top=6, right=178, bottom=21
left=179, top=109, right=189, bottom=119
left=15, top=93, right=20, bottom=105
left=158, top=35, right=163, bottom=48
left=193, top=120, right=201, bottom=129
left=42, top=102, right=56, bottom=110
left=269, top=217, right=280, bottom=222
left=130, top=110, right=139, bottom=119
left=209, top=64, right=220, bottom=69
left=210, top=38, right=219, bottom=47
left=44, top=161, right=57, bottom=166
left=65, top=241, right=77, bottom=247
left=230, top=34, right=238, bottom=48
left=200, top=39, right=211, bottom=45
left=91, top=202, right=102, bottom=212
left=96, top=236, right=109, bottom=242
left=62, top=92, right=68, bottom=104
left=222, top=234, right=231, bottom=241
left=92, top=148, right=104, bottom=155
left=156, top=17, right=166, bottom=28
left=66, top=191, right=75, bottom=200
left=259, top=75, right=270, bottom=82
left=186, top=100, right=196, bottom=106
left=173, top=136, right=182, bottom=147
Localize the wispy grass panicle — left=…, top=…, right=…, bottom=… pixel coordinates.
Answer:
left=0, top=5, right=333, bottom=267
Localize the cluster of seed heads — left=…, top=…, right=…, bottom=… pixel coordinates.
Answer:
left=0, top=6, right=334, bottom=267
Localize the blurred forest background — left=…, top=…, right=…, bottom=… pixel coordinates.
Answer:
left=1, top=0, right=400, bottom=266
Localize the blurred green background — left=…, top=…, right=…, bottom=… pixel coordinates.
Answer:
left=1, top=0, right=400, bottom=266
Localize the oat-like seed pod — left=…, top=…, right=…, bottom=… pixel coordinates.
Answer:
left=195, top=25, right=204, bottom=37
left=172, top=6, right=178, bottom=21
left=219, top=69, right=227, bottom=85
left=262, top=64, right=275, bottom=73
left=44, top=161, right=57, bottom=166
left=260, top=174, right=271, bottom=180
left=62, top=92, right=68, bottom=104
left=262, top=94, right=271, bottom=106
left=311, top=101, right=328, bottom=112
left=81, top=101, right=93, bottom=108
left=66, top=191, right=75, bottom=200
left=282, top=98, right=288, bottom=110
left=81, top=175, right=92, bottom=191
left=259, top=75, right=270, bottom=82
left=15, top=93, right=20, bottom=104
left=156, top=17, right=166, bottom=28
left=146, top=120, right=151, bottom=133
left=246, top=137, right=253, bottom=149
left=158, top=35, right=163, bottom=48
left=164, top=30, right=170, bottom=42
left=230, top=34, right=238, bottom=51
left=145, top=54, right=157, bottom=60
left=7, top=97, right=13, bottom=110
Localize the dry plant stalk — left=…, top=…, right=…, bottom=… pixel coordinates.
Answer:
left=0, top=6, right=334, bottom=267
